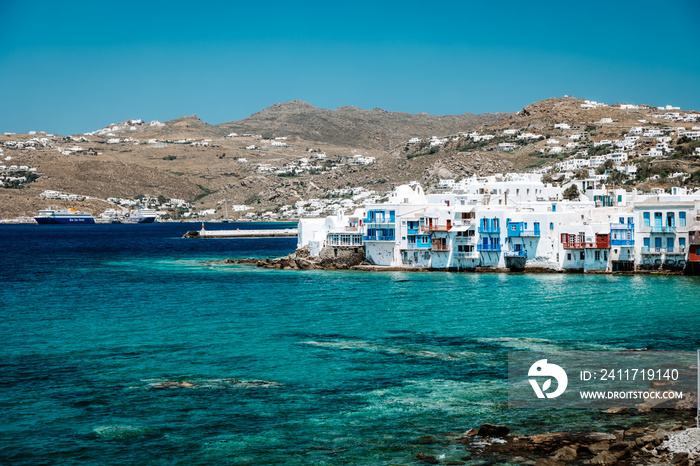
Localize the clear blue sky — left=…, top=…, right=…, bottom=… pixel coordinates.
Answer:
left=1, top=0, right=699, bottom=135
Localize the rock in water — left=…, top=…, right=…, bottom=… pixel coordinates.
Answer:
left=477, top=423, right=510, bottom=438
left=415, top=452, right=440, bottom=464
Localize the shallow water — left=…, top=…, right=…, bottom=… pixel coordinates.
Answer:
left=1, top=223, right=699, bottom=464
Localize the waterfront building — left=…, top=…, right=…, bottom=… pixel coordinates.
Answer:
left=635, top=197, right=698, bottom=270
left=296, top=178, right=700, bottom=273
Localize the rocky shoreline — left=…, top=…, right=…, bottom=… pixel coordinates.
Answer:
left=219, top=249, right=686, bottom=275
left=412, top=419, right=700, bottom=466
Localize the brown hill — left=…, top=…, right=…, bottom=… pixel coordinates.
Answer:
left=216, top=101, right=509, bottom=151
left=2, top=96, right=697, bottom=220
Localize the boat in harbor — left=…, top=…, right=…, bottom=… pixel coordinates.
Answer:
left=128, top=208, right=158, bottom=224
left=34, top=208, right=96, bottom=224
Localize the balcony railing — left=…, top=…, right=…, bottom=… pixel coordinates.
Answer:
left=405, top=243, right=431, bottom=249
left=610, top=239, right=635, bottom=246
left=610, top=223, right=634, bottom=230
left=452, top=219, right=475, bottom=227
left=453, top=236, right=475, bottom=243
left=505, top=250, right=527, bottom=258
left=478, top=226, right=501, bottom=234
left=431, top=244, right=451, bottom=252
left=362, top=234, right=395, bottom=242
left=667, top=247, right=687, bottom=254
left=562, top=239, right=611, bottom=249
left=454, top=251, right=478, bottom=259
left=363, top=218, right=394, bottom=225
left=507, top=228, right=540, bottom=237
left=422, top=224, right=452, bottom=232
left=640, top=246, right=687, bottom=254
left=649, top=225, right=676, bottom=233
left=327, top=237, right=363, bottom=246
left=477, top=243, right=502, bottom=252
left=690, top=236, right=700, bottom=246
left=407, top=228, right=420, bottom=235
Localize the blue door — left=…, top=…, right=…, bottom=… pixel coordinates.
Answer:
left=654, top=213, right=662, bottom=228
left=667, top=238, right=674, bottom=252
left=655, top=237, right=662, bottom=249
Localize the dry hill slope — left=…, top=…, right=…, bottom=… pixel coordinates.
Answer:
left=216, top=101, right=510, bottom=150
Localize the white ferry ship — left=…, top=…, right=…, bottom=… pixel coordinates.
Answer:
left=34, top=208, right=96, bottom=224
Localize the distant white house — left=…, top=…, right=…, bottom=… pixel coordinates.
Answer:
left=599, top=118, right=613, bottom=124
left=517, top=132, right=541, bottom=140
left=348, top=154, right=375, bottom=166
left=606, top=152, right=628, bottom=165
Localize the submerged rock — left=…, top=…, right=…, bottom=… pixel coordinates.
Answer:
left=477, top=423, right=510, bottom=438
left=415, top=452, right=440, bottom=464
left=93, top=424, right=154, bottom=440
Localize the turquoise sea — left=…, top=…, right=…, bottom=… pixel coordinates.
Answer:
left=2, top=222, right=699, bottom=465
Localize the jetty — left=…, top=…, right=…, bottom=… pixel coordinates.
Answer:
left=183, top=228, right=298, bottom=238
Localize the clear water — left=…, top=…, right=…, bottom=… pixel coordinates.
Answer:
left=2, top=223, right=699, bottom=465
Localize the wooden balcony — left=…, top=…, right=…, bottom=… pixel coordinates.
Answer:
left=561, top=233, right=610, bottom=249
left=422, top=224, right=452, bottom=232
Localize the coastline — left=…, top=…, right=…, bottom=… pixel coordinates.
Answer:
left=222, top=251, right=688, bottom=275
left=411, top=417, right=699, bottom=466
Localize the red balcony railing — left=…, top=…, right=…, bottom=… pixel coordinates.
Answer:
left=561, top=234, right=610, bottom=249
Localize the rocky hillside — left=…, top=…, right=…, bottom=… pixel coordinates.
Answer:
left=1, top=96, right=698, bottom=219
left=216, top=101, right=508, bottom=151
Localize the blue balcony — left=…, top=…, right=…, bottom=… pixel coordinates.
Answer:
left=650, top=225, right=676, bottom=233
left=610, top=223, right=634, bottom=230
left=506, top=222, right=540, bottom=237
left=405, top=243, right=431, bottom=249
left=610, top=239, right=635, bottom=246
left=363, top=234, right=395, bottom=242
left=407, top=227, right=420, bottom=235
left=364, top=209, right=395, bottom=225
left=364, top=218, right=395, bottom=226
left=477, top=243, right=502, bottom=252
left=507, top=226, right=540, bottom=237
left=478, top=226, right=501, bottom=234
left=505, top=250, right=527, bottom=258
